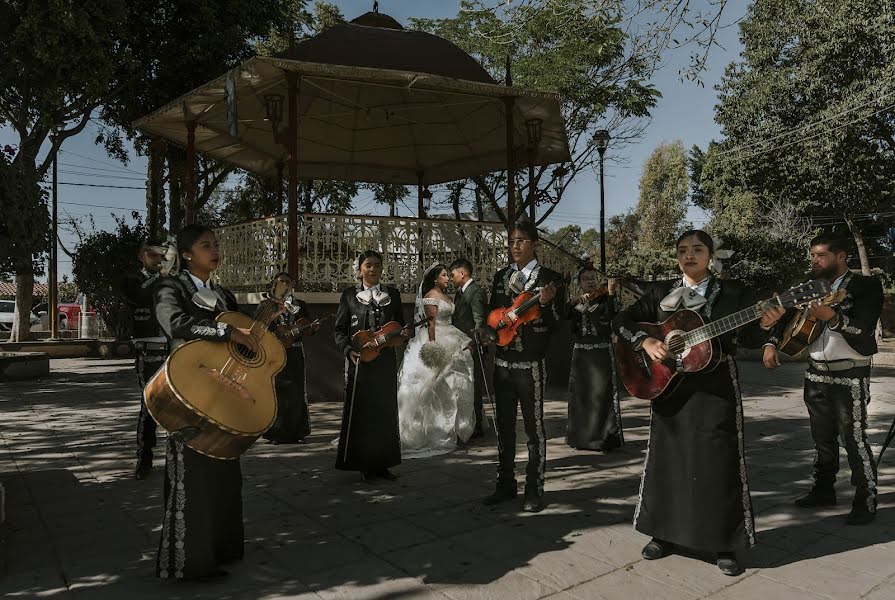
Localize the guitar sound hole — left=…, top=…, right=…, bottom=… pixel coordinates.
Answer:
left=666, top=334, right=686, bottom=355
left=230, top=342, right=264, bottom=366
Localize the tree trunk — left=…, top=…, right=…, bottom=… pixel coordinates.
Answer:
left=474, top=187, right=484, bottom=221
left=452, top=188, right=462, bottom=220
left=10, top=269, right=35, bottom=342
left=844, top=214, right=871, bottom=275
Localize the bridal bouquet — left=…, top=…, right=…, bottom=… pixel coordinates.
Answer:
left=419, top=341, right=450, bottom=371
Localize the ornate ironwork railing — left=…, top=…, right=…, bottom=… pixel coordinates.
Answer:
left=214, top=213, right=583, bottom=295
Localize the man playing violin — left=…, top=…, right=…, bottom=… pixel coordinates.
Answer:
left=481, top=220, right=565, bottom=512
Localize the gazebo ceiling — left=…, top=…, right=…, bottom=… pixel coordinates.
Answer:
left=134, top=13, right=570, bottom=186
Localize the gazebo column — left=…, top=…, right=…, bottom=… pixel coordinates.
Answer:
left=286, top=72, right=300, bottom=280
left=184, top=121, right=197, bottom=225
left=504, top=96, right=517, bottom=251
left=417, top=172, right=425, bottom=265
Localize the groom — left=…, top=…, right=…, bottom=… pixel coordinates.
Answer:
left=449, top=258, right=488, bottom=438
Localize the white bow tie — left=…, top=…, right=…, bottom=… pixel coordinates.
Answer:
left=356, top=288, right=391, bottom=306
left=659, top=286, right=707, bottom=312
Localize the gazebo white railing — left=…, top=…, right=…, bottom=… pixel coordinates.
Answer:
left=214, top=213, right=582, bottom=297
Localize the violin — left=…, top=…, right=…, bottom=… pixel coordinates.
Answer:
left=351, top=316, right=431, bottom=363
left=275, top=313, right=335, bottom=348
left=486, top=280, right=564, bottom=347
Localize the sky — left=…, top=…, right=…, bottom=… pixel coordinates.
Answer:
left=1, top=0, right=746, bottom=282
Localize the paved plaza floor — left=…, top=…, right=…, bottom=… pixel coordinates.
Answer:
left=1, top=357, right=894, bottom=599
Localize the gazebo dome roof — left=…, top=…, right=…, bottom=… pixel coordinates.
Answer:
left=277, top=11, right=495, bottom=84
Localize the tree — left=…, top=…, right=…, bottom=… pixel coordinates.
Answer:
left=366, top=183, right=411, bottom=217
left=71, top=214, right=148, bottom=340
left=412, top=0, right=660, bottom=227
left=631, top=141, right=689, bottom=277
left=711, top=0, right=895, bottom=274
left=691, top=143, right=813, bottom=291
left=0, top=0, right=133, bottom=340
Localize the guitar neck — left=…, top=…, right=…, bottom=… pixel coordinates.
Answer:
left=683, top=298, right=781, bottom=348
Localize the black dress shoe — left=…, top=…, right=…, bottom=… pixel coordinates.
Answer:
left=378, top=468, right=398, bottom=481
left=522, top=493, right=545, bottom=513
left=717, top=552, right=743, bottom=576
left=794, top=488, right=837, bottom=508
left=846, top=507, right=876, bottom=525
left=134, top=461, right=152, bottom=480
left=361, top=471, right=379, bottom=483
left=641, top=538, right=673, bottom=560
left=483, top=484, right=518, bottom=506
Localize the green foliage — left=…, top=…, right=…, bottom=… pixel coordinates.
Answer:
left=72, top=214, right=147, bottom=340
left=411, top=0, right=659, bottom=224
left=711, top=0, right=895, bottom=271
left=631, top=140, right=689, bottom=277
left=365, top=183, right=411, bottom=217
left=0, top=149, right=49, bottom=278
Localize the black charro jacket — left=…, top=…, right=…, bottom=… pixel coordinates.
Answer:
left=613, top=276, right=770, bottom=357
left=489, top=261, right=566, bottom=362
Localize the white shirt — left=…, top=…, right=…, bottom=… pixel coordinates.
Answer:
left=363, top=283, right=382, bottom=292
left=188, top=272, right=211, bottom=289
left=460, top=278, right=474, bottom=293
left=511, top=259, right=538, bottom=286
left=809, top=272, right=864, bottom=361
left=682, top=275, right=710, bottom=298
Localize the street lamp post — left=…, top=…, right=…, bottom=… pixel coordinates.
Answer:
left=594, top=130, right=611, bottom=273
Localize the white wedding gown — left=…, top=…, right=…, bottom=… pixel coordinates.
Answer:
left=398, top=297, right=476, bottom=458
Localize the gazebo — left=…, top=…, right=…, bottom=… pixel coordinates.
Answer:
left=134, top=9, right=575, bottom=296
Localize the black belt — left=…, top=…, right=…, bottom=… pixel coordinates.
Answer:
left=134, top=341, right=168, bottom=352
left=810, top=358, right=871, bottom=372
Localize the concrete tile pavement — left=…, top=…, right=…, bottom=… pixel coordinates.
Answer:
left=0, top=357, right=894, bottom=599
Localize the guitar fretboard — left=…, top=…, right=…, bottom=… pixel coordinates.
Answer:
left=681, top=295, right=789, bottom=348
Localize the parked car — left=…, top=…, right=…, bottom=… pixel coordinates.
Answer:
left=0, top=299, right=41, bottom=331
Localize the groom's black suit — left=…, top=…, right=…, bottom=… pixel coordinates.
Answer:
left=452, top=279, right=488, bottom=432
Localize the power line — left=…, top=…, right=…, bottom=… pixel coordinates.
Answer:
left=725, top=100, right=895, bottom=161
left=57, top=169, right=146, bottom=181
left=58, top=149, right=144, bottom=175
left=60, top=201, right=147, bottom=212
left=717, top=84, right=895, bottom=157
left=54, top=181, right=148, bottom=190
left=58, top=161, right=144, bottom=175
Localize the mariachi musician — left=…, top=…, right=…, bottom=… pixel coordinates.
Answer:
left=566, top=265, right=623, bottom=452
left=763, top=233, right=883, bottom=525
left=613, top=229, right=784, bottom=576
left=482, top=220, right=565, bottom=513
left=333, top=250, right=410, bottom=483
left=153, top=224, right=279, bottom=582
left=119, top=239, right=166, bottom=480
left=262, top=272, right=318, bottom=444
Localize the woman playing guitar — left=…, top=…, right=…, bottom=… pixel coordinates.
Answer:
left=333, top=250, right=411, bottom=483
left=153, top=224, right=283, bottom=582
left=612, top=230, right=784, bottom=577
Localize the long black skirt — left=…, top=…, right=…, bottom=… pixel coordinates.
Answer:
left=264, top=346, right=311, bottom=443
left=634, top=357, right=755, bottom=552
left=156, top=440, right=244, bottom=579
left=567, top=343, right=623, bottom=450
left=335, top=348, right=401, bottom=472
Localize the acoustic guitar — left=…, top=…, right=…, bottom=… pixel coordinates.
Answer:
left=778, top=289, right=847, bottom=356
left=614, top=280, right=830, bottom=401
left=144, top=279, right=290, bottom=459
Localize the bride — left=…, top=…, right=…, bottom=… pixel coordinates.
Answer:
left=398, top=263, right=476, bottom=457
